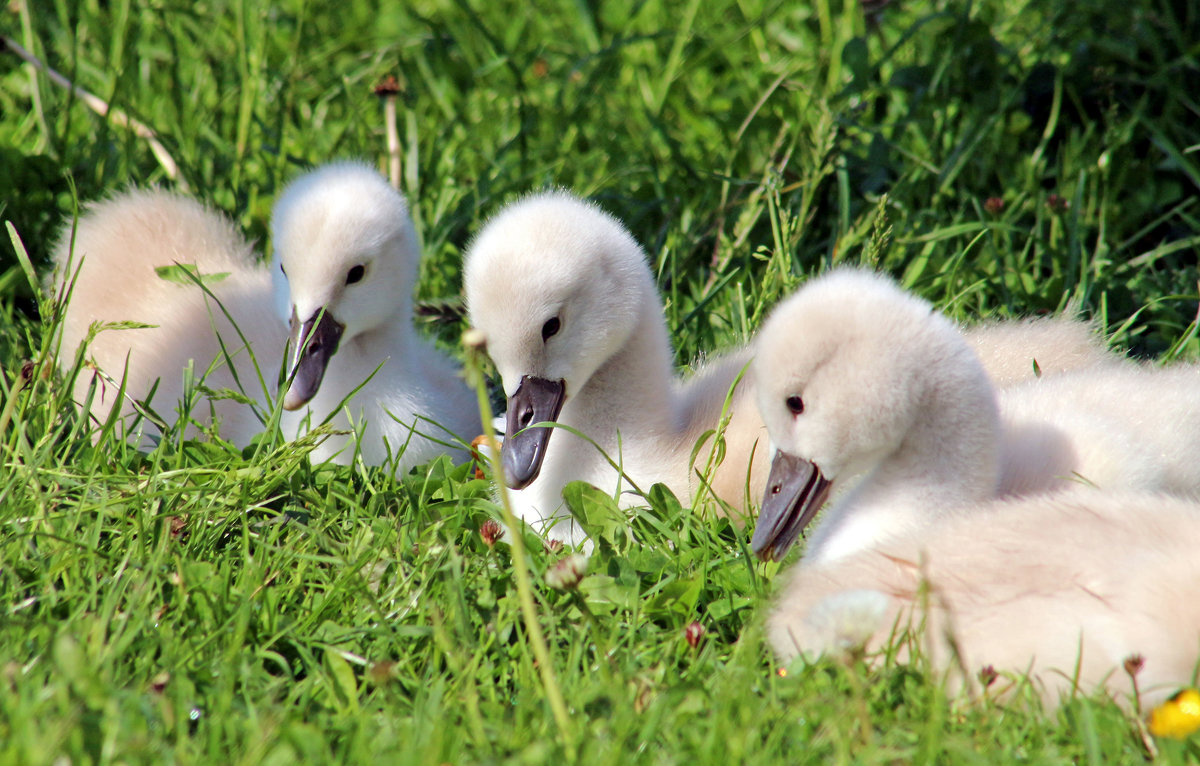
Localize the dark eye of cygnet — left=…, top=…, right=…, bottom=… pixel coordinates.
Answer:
left=786, top=395, right=804, bottom=415
left=541, top=316, right=561, bottom=342
left=346, top=264, right=365, bottom=285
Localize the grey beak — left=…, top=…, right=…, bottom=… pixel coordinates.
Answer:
left=751, top=451, right=832, bottom=562
left=283, top=308, right=345, bottom=411
left=501, top=375, right=566, bottom=489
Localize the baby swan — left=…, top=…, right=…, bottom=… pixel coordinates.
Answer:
left=752, top=269, right=1001, bottom=565
left=53, top=163, right=476, bottom=472
left=271, top=163, right=477, bottom=468
left=752, top=270, right=1200, bottom=706
left=463, top=191, right=769, bottom=543
left=52, top=188, right=285, bottom=447
left=751, top=269, right=1200, bottom=563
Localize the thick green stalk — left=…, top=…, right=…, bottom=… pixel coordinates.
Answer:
left=461, top=336, right=576, bottom=759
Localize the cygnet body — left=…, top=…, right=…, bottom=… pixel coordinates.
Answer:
left=996, top=363, right=1200, bottom=497
left=768, top=489, right=1200, bottom=709
left=52, top=163, right=476, bottom=472
left=52, top=189, right=285, bottom=447
left=961, top=315, right=1114, bottom=387
left=463, top=192, right=769, bottom=544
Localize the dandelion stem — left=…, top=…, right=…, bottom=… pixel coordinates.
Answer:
left=462, top=339, right=576, bottom=758
left=374, top=76, right=402, bottom=191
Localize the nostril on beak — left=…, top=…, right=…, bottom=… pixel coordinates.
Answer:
left=520, top=408, right=534, bottom=428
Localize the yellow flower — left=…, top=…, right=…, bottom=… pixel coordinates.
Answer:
left=1148, top=688, right=1200, bottom=739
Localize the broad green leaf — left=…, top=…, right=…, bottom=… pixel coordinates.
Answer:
left=323, top=650, right=360, bottom=713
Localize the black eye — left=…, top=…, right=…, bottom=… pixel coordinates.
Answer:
left=279, top=262, right=287, bottom=276
left=346, top=264, right=365, bottom=285
left=541, top=316, right=561, bottom=342
left=785, top=395, right=804, bottom=415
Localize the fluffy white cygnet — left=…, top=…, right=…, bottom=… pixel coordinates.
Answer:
left=752, top=269, right=1200, bottom=707
left=463, top=191, right=770, bottom=544
left=271, top=163, right=477, bottom=468
left=52, top=163, right=477, bottom=472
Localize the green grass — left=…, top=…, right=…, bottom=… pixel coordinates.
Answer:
left=3, top=0, right=1200, bottom=762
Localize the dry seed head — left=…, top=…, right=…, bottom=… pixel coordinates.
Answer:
left=480, top=519, right=503, bottom=547
left=373, top=75, right=401, bottom=97
left=978, top=665, right=998, bottom=688
left=546, top=553, right=588, bottom=590
left=1124, top=654, right=1145, bottom=678
left=684, top=622, right=706, bottom=649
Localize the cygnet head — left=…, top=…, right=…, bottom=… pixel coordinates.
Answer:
left=463, top=191, right=653, bottom=489
left=271, top=162, right=421, bottom=410
left=750, top=269, right=991, bottom=561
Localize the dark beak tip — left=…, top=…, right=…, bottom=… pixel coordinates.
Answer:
left=500, top=447, right=535, bottom=490
left=504, top=474, right=531, bottom=491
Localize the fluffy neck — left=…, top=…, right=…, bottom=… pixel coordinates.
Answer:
left=807, top=359, right=1001, bottom=565
left=514, top=295, right=680, bottom=539
left=311, top=303, right=416, bottom=408
left=353, top=302, right=413, bottom=359
left=565, top=297, right=677, bottom=446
